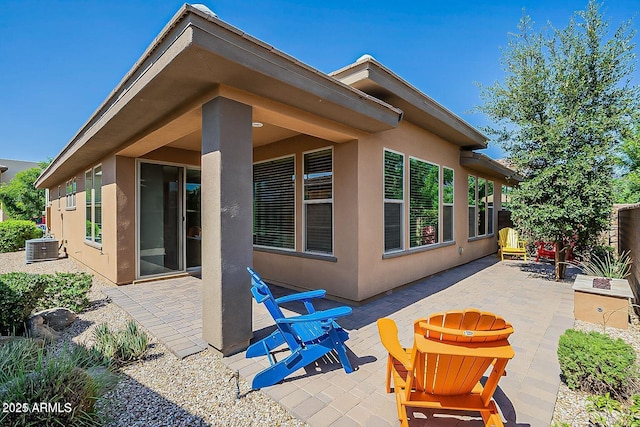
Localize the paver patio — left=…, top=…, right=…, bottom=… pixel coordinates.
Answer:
left=104, top=256, right=575, bottom=427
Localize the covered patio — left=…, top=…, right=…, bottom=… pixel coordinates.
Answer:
left=104, top=257, right=574, bottom=426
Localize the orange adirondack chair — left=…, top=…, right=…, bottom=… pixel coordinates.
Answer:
left=377, top=309, right=515, bottom=427
left=498, top=227, right=527, bottom=261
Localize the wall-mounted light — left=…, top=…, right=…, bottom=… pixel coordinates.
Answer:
left=252, top=122, right=263, bottom=128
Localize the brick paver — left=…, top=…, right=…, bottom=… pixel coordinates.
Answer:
left=104, top=257, right=575, bottom=426
left=225, top=257, right=575, bottom=427
left=102, top=276, right=207, bottom=358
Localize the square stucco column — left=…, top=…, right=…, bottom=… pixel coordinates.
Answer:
left=201, top=97, right=253, bottom=356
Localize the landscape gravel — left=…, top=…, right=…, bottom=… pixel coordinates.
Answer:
left=0, top=251, right=307, bottom=427
left=551, top=318, right=640, bottom=427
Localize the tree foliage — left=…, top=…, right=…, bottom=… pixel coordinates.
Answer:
left=613, top=125, right=640, bottom=203
left=478, top=1, right=640, bottom=279
left=0, top=162, right=48, bottom=221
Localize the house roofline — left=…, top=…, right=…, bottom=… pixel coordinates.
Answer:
left=331, top=56, right=488, bottom=149
left=37, top=4, right=403, bottom=188
left=460, top=150, right=523, bottom=183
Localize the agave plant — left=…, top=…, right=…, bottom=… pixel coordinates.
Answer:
left=574, top=250, right=632, bottom=279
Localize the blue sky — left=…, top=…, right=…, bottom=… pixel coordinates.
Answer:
left=1, top=0, right=639, bottom=162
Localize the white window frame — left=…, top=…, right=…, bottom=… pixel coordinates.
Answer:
left=468, top=175, right=477, bottom=238
left=442, top=166, right=454, bottom=243
left=303, top=146, right=334, bottom=255
left=408, top=155, right=440, bottom=249
left=252, top=154, right=296, bottom=251
left=65, top=178, right=76, bottom=210
left=383, top=148, right=405, bottom=253
left=85, top=165, right=102, bottom=246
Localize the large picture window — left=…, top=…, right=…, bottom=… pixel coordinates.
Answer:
left=409, top=158, right=439, bottom=248
left=384, top=150, right=404, bottom=252
left=304, top=148, right=333, bottom=254
left=85, top=166, right=102, bottom=244
left=253, top=156, right=295, bottom=250
left=442, top=167, right=454, bottom=242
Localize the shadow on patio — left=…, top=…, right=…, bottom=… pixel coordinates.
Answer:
left=224, top=256, right=574, bottom=427
left=106, top=256, right=574, bottom=426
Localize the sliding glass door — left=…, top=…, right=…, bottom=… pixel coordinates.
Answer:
left=139, top=163, right=183, bottom=276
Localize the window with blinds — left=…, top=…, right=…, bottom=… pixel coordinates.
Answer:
left=442, top=167, right=454, bottom=242
left=384, top=150, right=404, bottom=252
left=253, top=156, right=295, bottom=250
left=304, top=149, right=333, bottom=254
left=468, top=175, right=476, bottom=238
left=409, top=158, right=439, bottom=248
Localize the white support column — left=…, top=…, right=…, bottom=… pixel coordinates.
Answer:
left=201, top=97, right=253, bottom=355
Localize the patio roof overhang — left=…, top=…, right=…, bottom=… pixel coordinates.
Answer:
left=36, top=4, right=402, bottom=189
left=331, top=57, right=488, bottom=150
left=459, top=150, right=523, bottom=183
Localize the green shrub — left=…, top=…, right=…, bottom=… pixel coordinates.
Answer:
left=36, top=272, right=93, bottom=313
left=92, top=320, right=149, bottom=366
left=558, top=329, right=637, bottom=397
left=0, top=339, right=116, bottom=427
left=586, top=393, right=640, bottom=427
left=0, top=273, right=48, bottom=334
left=0, top=220, right=42, bottom=253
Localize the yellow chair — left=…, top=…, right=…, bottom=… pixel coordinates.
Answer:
left=498, top=227, right=527, bottom=261
left=377, top=309, right=515, bottom=427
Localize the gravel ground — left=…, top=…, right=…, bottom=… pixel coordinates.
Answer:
left=551, top=318, right=640, bottom=427
left=0, top=251, right=307, bottom=427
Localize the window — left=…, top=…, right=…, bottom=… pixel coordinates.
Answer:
left=65, top=178, right=76, bottom=209
left=409, top=158, right=439, bottom=247
left=253, top=156, right=295, bottom=250
left=85, top=166, right=102, bottom=244
left=384, top=150, right=404, bottom=252
left=57, top=186, right=61, bottom=210
left=468, top=175, right=495, bottom=238
left=487, top=181, right=494, bottom=235
left=304, top=148, right=333, bottom=254
left=468, top=176, right=476, bottom=238
left=442, top=167, right=454, bottom=242
left=501, top=185, right=512, bottom=211
left=478, top=178, right=486, bottom=236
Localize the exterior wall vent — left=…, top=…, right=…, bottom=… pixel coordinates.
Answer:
left=25, top=238, right=59, bottom=264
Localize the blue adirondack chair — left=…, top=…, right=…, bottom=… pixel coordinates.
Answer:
left=246, top=267, right=354, bottom=388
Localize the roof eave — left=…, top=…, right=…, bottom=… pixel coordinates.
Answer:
left=460, top=151, right=523, bottom=183
left=331, top=58, right=487, bottom=149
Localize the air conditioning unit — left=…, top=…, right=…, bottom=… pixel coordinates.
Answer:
left=25, top=238, right=59, bottom=264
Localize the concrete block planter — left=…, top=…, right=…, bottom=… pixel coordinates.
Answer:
left=572, top=274, right=634, bottom=329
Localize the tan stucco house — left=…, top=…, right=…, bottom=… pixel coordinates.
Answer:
left=36, top=4, right=519, bottom=355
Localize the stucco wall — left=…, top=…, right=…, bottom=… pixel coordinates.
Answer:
left=355, top=121, right=502, bottom=300
left=253, top=122, right=508, bottom=302
left=47, top=156, right=118, bottom=283
left=618, top=205, right=640, bottom=307
left=252, top=135, right=360, bottom=300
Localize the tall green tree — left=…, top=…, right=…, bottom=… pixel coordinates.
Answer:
left=613, top=125, right=640, bottom=203
left=478, top=1, right=639, bottom=280
left=0, top=162, right=48, bottom=221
